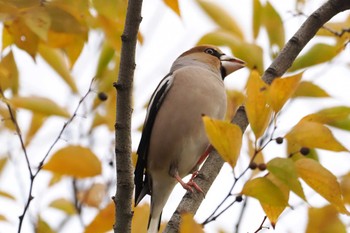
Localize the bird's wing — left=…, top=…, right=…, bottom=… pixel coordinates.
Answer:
left=134, top=72, right=174, bottom=205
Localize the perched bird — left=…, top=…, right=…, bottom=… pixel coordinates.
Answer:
left=134, top=45, right=245, bottom=233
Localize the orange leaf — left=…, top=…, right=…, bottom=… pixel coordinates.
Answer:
left=163, top=0, right=181, bottom=16
left=78, top=183, right=106, bottom=208
left=245, top=70, right=272, bottom=139
left=295, top=158, right=349, bottom=214
left=85, top=202, right=114, bottom=233
left=43, top=146, right=102, bottom=178
left=268, top=72, right=303, bottom=113
left=180, top=213, right=204, bottom=233
left=202, top=116, right=242, bottom=168
left=285, top=119, right=348, bottom=152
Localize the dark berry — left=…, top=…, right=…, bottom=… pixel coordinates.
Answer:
left=300, top=147, right=310, bottom=155
left=98, top=92, right=108, bottom=101
left=258, top=163, right=267, bottom=171
left=235, top=195, right=243, bottom=202
left=249, top=162, right=258, bottom=170
left=275, top=137, right=284, bottom=144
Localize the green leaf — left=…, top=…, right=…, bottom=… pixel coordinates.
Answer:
left=196, top=0, right=244, bottom=39
left=252, top=0, right=262, bottom=39
left=267, top=157, right=306, bottom=200
left=290, top=43, right=339, bottom=71
left=292, top=81, right=330, bottom=98
left=302, top=106, right=350, bottom=131
left=262, top=2, right=285, bottom=50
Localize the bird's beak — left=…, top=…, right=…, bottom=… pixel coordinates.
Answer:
left=220, top=54, right=246, bottom=76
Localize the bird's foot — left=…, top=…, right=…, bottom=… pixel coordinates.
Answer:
left=174, top=173, right=204, bottom=194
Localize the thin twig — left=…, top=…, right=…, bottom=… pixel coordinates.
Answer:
left=1, top=78, right=95, bottom=233
left=234, top=198, right=248, bottom=233
left=253, top=216, right=268, bottom=233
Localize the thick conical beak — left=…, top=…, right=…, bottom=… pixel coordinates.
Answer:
left=220, top=54, right=246, bottom=76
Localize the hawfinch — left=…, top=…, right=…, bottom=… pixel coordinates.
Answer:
left=134, top=45, right=245, bottom=233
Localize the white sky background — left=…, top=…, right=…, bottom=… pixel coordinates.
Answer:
left=0, top=0, right=350, bottom=232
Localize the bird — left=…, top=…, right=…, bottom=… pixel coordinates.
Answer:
left=134, top=45, right=245, bottom=233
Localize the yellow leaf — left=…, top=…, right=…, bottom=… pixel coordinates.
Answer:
left=2, top=27, right=14, bottom=51
left=341, top=173, right=350, bottom=204
left=78, top=183, right=106, bottom=208
left=252, top=0, right=262, bottom=39
left=0, top=214, right=7, bottom=222
left=261, top=174, right=289, bottom=227
left=202, top=116, right=242, bottom=169
left=198, top=30, right=263, bottom=73
left=85, top=202, right=114, bottom=233
left=0, top=105, right=16, bottom=131
left=0, top=190, right=15, bottom=200
left=0, top=51, right=19, bottom=94
left=49, top=198, right=76, bottom=215
left=285, top=119, right=348, bottom=152
left=9, top=96, right=70, bottom=118
left=180, top=213, right=204, bottom=233
left=225, top=90, right=244, bottom=121
left=92, top=0, right=125, bottom=20
left=48, top=173, right=63, bottom=187
left=267, top=157, right=305, bottom=200
left=306, top=205, right=347, bottom=233
left=241, top=177, right=288, bottom=206
left=290, top=43, right=340, bottom=72
left=292, top=81, right=330, bottom=98
left=268, top=72, right=303, bottom=113
left=62, top=35, right=85, bottom=68
left=36, top=217, right=55, bottom=233
left=25, top=113, right=47, bottom=146
left=302, top=106, right=350, bottom=131
left=0, top=157, right=8, bottom=173
left=22, top=6, right=51, bottom=41
left=96, top=15, right=123, bottom=52
left=196, top=0, right=244, bottom=39
left=262, top=2, right=285, bottom=50
left=245, top=70, right=272, bottom=139
left=38, top=44, right=78, bottom=93
left=163, top=0, right=181, bottom=16
left=295, top=158, right=349, bottom=214
left=43, top=146, right=102, bottom=178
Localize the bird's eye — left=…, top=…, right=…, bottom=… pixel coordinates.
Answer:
left=204, top=48, right=215, bottom=55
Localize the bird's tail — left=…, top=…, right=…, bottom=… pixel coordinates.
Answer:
left=147, top=212, right=162, bottom=233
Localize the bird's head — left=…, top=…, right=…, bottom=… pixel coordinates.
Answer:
left=178, top=45, right=246, bottom=78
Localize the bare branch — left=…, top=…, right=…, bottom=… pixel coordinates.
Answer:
left=113, top=1, right=143, bottom=232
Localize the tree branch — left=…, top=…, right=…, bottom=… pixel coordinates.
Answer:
left=165, top=0, right=350, bottom=231
left=113, top=0, right=143, bottom=233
